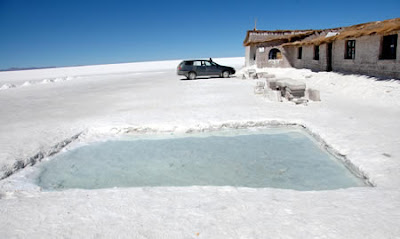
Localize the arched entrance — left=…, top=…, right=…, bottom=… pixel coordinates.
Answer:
left=268, top=48, right=282, bottom=60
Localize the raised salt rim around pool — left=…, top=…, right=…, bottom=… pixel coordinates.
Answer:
left=35, top=127, right=368, bottom=191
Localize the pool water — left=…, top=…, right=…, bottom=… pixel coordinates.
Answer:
left=36, top=128, right=367, bottom=190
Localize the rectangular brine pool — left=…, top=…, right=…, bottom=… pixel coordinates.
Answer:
left=36, top=127, right=368, bottom=191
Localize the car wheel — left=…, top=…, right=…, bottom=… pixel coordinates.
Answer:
left=188, top=72, right=197, bottom=80
left=222, top=71, right=230, bottom=78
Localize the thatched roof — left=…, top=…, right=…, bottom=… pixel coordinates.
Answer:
left=243, top=30, right=316, bottom=46
left=283, top=18, right=400, bottom=47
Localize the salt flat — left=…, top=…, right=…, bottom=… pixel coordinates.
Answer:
left=1, top=57, right=400, bottom=238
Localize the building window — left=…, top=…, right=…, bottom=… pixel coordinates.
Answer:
left=298, top=47, right=302, bottom=59
left=269, top=48, right=282, bottom=59
left=345, top=40, right=356, bottom=59
left=314, top=45, right=319, bottom=60
left=380, top=34, right=397, bottom=59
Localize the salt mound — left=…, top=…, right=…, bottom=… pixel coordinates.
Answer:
left=54, top=77, right=65, bottom=82
left=22, top=81, right=33, bottom=87
left=41, top=79, right=54, bottom=84
left=0, top=83, right=16, bottom=90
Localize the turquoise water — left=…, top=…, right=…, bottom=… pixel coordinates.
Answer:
left=36, top=128, right=367, bottom=190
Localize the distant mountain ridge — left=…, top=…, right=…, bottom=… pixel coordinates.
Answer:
left=0, top=66, right=57, bottom=72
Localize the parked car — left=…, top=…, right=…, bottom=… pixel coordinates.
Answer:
left=177, top=59, right=235, bottom=80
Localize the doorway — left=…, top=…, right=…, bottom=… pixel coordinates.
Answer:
left=327, top=43, right=333, bottom=72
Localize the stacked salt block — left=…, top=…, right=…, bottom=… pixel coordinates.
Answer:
left=275, top=78, right=306, bottom=99
left=256, top=81, right=265, bottom=87
left=236, top=73, right=246, bottom=79
left=255, top=72, right=266, bottom=79
left=239, top=69, right=256, bottom=79
left=265, top=74, right=276, bottom=79
left=264, top=77, right=317, bottom=104
left=286, top=86, right=306, bottom=98
left=306, top=88, right=321, bottom=101
left=266, top=79, right=277, bottom=90
left=292, top=98, right=309, bottom=105
left=258, top=72, right=276, bottom=79
left=263, top=79, right=282, bottom=102
left=265, top=89, right=282, bottom=102
left=247, top=69, right=257, bottom=79
left=254, top=81, right=265, bottom=94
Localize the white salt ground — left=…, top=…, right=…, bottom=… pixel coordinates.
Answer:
left=1, top=57, right=400, bottom=238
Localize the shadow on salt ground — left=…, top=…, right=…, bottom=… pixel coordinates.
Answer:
left=311, top=69, right=400, bottom=82
left=179, top=76, right=237, bottom=81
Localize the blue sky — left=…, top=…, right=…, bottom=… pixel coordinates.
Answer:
left=0, top=0, right=399, bottom=69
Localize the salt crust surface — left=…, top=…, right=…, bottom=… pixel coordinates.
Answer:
left=1, top=57, right=400, bottom=238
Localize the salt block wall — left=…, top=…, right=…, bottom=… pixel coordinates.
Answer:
left=332, top=33, right=400, bottom=79
left=254, top=41, right=292, bottom=68
left=286, top=44, right=329, bottom=72
left=245, top=46, right=258, bottom=67
left=286, top=32, right=400, bottom=79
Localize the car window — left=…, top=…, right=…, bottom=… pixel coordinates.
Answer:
left=185, top=61, right=193, bottom=66
left=205, top=61, right=211, bottom=66
left=210, top=62, right=217, bottom=66
left=193, top=61, right=201, bottom=66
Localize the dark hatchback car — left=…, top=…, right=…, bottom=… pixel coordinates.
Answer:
left=177, top=59, right=235, bottom=80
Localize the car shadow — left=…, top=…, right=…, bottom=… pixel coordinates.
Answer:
left=180, top=76, right=234, bottom=81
